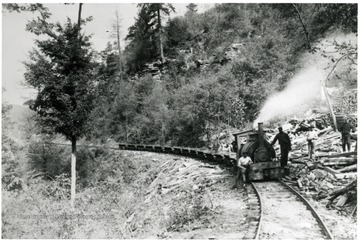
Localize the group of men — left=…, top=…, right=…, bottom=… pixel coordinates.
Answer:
left=306, top=117, right=356, bottom=160
left=234, top=118, right=356, bottom=188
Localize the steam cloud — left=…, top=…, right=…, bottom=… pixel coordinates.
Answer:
left=254, top=67, right=325, bottom=125
left=254, top=33, right=357, bottom=127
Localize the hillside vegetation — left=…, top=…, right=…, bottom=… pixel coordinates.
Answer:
left=90, top=3, right=357, bottom=147
left=2, top=3, right=357, bottom=238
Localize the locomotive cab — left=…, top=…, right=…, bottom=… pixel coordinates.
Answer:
left=233, top=123, right=285, bottom=181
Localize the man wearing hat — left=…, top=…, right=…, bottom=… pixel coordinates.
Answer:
left=339, top=117, right=356, bottom=152
left=271, top=126, right=292, bottom=167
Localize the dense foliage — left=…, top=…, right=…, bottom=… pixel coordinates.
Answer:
left=89, top=3, right=357, bottom=146
left=2, top=3, right=357, bottom=238
left=4, top=2, right=358, bottom=183
left=24, top=18, right=96, bottom=141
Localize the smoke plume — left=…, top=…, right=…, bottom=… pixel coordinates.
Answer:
left=254, top=33, right=357, bottom=127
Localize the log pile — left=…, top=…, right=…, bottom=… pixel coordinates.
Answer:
left=272, top=113, right=357, bottom=216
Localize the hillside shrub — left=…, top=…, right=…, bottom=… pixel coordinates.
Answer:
left=166, top=183, right=211, bottom=231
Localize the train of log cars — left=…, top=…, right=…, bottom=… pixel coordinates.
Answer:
left=119, top=122, right=285, bottom=181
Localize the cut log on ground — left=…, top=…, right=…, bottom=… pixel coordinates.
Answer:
left=335, top=195, right=348, bottom=207
left=334, top=173, right=357, bottom=179
left=329, top=180, right=356, bottom=197
left=338, top=164, right=357, bottom=173
left=320, top=158, right=357, bottom=166
left=322, top=166, right=340, bottom=175
left=327, top=151, right=357, bottom=158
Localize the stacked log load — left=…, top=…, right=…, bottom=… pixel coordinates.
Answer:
left=267, top=113, right=357, bottom=216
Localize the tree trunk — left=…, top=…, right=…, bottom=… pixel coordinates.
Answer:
left=71, top=136, right=77, bottom=208
left=161, top=126, right=165, bottom=146
left=206, top=120, right=211, bottom=147
left=71, top=3, right=82, bottom=209
left=292, top=4, right=311, bottom=51
left=157, top=8, right=164, bottom=63
left=77, top=3, right=82, bottom=32
left=115, top=11, right=122, bottom=79
left=125, top=115, right=128, bottom=142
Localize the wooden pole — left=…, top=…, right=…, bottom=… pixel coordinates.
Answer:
left=322, top=54, right=352, bottom=132
left=321, top=80, right=338, bottom=131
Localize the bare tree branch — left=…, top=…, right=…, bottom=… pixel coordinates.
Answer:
left=292, top=3, right=312, bottom=51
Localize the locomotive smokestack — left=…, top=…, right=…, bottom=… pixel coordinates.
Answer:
left=258, top=122, right=264, bottom=147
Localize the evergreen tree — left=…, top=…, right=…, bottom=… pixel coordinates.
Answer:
left=125, top=6, right=157, bottom=73
left=139, top=3, right=175, bottom=63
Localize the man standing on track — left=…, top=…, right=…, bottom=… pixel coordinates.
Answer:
left=271, top=126, right=292, bottom=167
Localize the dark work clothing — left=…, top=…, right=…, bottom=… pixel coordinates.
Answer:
left=280, top=146, right=289, bottom=167
left=342, top=135, right=351, bottom=152
left=271, top=132, right=291, bottom=148
left=339, top=123, right=356, bottom=152
left=307, top=140, right=315, bottom=159
left=339, top=123, right=355, bottom=135
left=235, top=164, right=250, bottom=187
left=271, top=131, right=291, bottom=167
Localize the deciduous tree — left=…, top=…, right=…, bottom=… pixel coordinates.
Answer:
left=24, top=4, right=95, bottom=208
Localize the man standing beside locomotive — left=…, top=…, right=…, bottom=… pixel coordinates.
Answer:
left=271, top=126, right=292, bottom=167
left=234, top=152, right=253, bottom=188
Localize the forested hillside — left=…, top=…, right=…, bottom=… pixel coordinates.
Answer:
left=2, top=3, right=357, bottom=238
left=89, top=3, right=357, bottom=147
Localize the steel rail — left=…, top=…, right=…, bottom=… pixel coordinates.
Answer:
left=121, top=143, right=334, bottom=240
left=250, top=182, right=263, bottom=240
left=121, top=143, right=262, bottom=239
left=279, top=180, right=334, bottom=240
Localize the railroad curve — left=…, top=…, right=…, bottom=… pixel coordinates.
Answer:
left=251, top=181, right=334, bottom=240
left=119, top=143, right=334, bottom=240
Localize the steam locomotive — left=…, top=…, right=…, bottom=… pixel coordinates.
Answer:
left=119, top=122, right=285, bottom=181
left=233, top=122, right=285, bottom=181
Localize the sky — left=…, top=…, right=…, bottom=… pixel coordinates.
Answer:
left=1, top=2, right=214, bottom=106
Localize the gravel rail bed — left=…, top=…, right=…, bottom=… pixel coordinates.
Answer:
left=252, top=181, right=332, bottom=240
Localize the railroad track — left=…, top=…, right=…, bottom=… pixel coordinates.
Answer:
left=119, top=143, right=334, bottom=240
left=251, top=181, right=334, bottom=240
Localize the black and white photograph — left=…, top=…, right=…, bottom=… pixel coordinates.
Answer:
left=2, top=1, right=358, bottom=239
